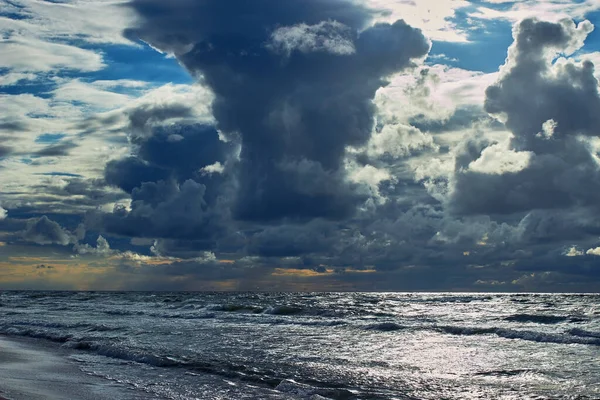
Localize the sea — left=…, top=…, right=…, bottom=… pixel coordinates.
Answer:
left=0, top=291, right=598, bottom=399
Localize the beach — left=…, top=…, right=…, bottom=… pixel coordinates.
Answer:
left=0, top=335, right=150, bottom=400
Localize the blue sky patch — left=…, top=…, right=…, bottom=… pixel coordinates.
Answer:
left=35, top=134, right=67, bottom=144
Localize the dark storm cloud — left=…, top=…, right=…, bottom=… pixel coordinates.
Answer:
left=105, top=156, right=170, bottom=193
left=125, top=0, right=430, bottom=222
left=134, top=124, right=233, bottom=184
left=96, top=179, right=225, bottom=241
left=21, top=215, right=74, bottom=245
left=104, top=123, right=232, bottom=193
left=246, top=220, right=334, bottom=258
left=99, top=122, right=234, bottom=243
left=447, top=18, right=600, bottom=216
left=485, top=19, right=598, bottom=145
left=0, top=145, right=13, bottom=157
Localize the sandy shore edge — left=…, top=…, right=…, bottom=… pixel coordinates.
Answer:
left=0, top=335, right=150, bottom=400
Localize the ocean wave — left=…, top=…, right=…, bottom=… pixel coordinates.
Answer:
left=276, top=379, right=353, bottom=399
left=103, top=309, right=145, bottom=316
left=270, top=319, right=347, bottom=327
left=0, top=321, right=123, bottom=342
left=405, top=295, right=493, bottom=303
left=365, top=322, right=406, bottom=332
left=205, top=303, right=264, bottom=313
left=64, top=341, right=183, bottom=367
left=0, top=326, right=74, bottom=343
left=161, top=312, right=216, bottom=320
left=1, top=320, right=91, bottom=330
left=84, top=324, right=124, bottom=332
left=474, top=369, right=540, bottom=377
left=61, top=338, right=357, bottom=399
left=503, top=314, right=584, bottom=324
left=204, top=303, right=347, bottom=318
left=263, top=305, right=303, bottom=315
left=438, top=325, right=600, bottom=346
left=568, top=328, right=600, bottom=339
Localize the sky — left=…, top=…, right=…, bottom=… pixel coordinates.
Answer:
left=1, top=0, right=600, bottom=292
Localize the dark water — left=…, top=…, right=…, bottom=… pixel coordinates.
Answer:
left=0, top=291, right=598, bottom=399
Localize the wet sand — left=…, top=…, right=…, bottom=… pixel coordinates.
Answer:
left=0, top=336, right=152, bottom=400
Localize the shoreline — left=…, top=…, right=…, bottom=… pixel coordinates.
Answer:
left=0, top=335, right=152, bottom=400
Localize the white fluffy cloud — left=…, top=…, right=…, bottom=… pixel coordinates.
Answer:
left=0, top=72, right=37, bottom=86
left=564, top=246, right=584, bottom=257
left=367, top=123, right=438, bottom=158
left=586, top=247, right=600, bottom=256
left=468, top=141, right=533, bottom=175
left=0, top=36, right=105, bottom=72
left=471, top=1, right=600, bottom=24
left=74, top=235, right=114, bottom=255
left=365, top=0, right=471, bottom=42
left=375, top=65, right=498, bottom=124
left=0, top=0, right=136, bottom=46
left=52, top=79, right=138, bottom=109
left=269, top=21, right=356, bottom=56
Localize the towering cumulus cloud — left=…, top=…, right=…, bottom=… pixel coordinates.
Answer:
left=449, top=18, right=600, bottom=216
left=123, top=0, right=429, bottom=223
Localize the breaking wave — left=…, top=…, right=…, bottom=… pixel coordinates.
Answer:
left=568, top=328, right=600, bottom=339
left=438, top=325, right=600, bottom=346
left=365, top=322, right=406, bottom=331
left=503, top=314, right=586, bottom=324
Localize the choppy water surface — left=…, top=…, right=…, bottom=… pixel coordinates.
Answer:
left=0, top=292, right=598, bottom=399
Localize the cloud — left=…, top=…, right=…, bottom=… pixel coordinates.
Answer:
left=565, top=246, right=584, bottom=257
left=0, top=82, right=213, bottom=216
left=78, top=83, right=214, bottom=137
left=51, top=79, right=134, bottom=109
left=0, top=145, right=13, bottom=158
left=364, top=0, right=471, bottom=42
left=34, top=141, right=79, bottom=157
left=366, top=123, right=438, bottom=159
left=103, top=121, right=234, bottom=194
left=373, top=65, right=498, bottom=126
left=0, top=36, right=105, bottom=72
left=467, top=141, right=532, bottom=175
left=74, top=235, right=113, bottom=255
left=125, top=0, right=430, bottom=222
left=4, top=0, right=600, bottom=291
left=432, top=18, right=600, bottom=216
left=0, top=72, right=37, bottom=87
left=21, top=216, right=74, bottom=246
left=470, top=1, right=600, bottom=25
left=0, top=0, right=137, bottom=46
left=586, top=247, right=600, bottom=256
left=246, top=220, right=334, bottom=258
left=268, top=21, right=356, bottom=56
left=200, top=162, right=225, bottom=176
left=96, top=179, right=225, bottom=242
